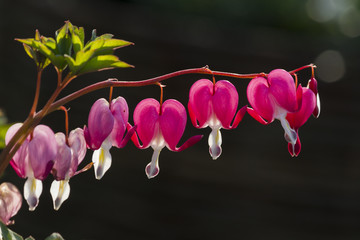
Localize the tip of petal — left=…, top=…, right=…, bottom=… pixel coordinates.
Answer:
left=145, top=163, right=159, bottom=179
left=27, top=196, right=38, bottom=211
left=209, top=145, right=222, bottom=160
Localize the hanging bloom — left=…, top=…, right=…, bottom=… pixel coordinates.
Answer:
left=247, top=69, right=302, bottom=150
left=84, top=97, right=135, bottom=179
left=50, top=128, right=87, bottom=210
left=285, top=85, right=316, bottom=156
left=5, top=123, right=57, bottom=211
left=131, top=98, right=203, bottom=179
left=0, top=182, right=22, bottom=225
left=188, top=79, right=247, bottom=159
left=307, top=76, right=321, bottom=118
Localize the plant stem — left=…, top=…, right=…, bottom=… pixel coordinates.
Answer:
left=289, top=64, right=316, bottom=75
left=46, top=67, right=264, bottom=114
left=28, top=69, right=43, bottom=117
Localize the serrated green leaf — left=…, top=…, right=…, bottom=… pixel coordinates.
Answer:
left=56, top=22, right=72, bottom=55
left=78, top=55, right=133, bottom=74
left=78, top=27, right=85, bottom=44
left=71, top=32, right=83, bottom=53
left=42, top=37, right=57, bottom=52
left=17, top=38, right=51, bottom=69
left=69, top=24, right=85, bottom=53
left=0, top=221, right=24, bottom=240
left=64, top=55, right=76, bottom=73
left=44, top=232, right=64, bottom=240
left=88, top=38, right=105, bottom=51
left=83, top=38, right=132, bottom=57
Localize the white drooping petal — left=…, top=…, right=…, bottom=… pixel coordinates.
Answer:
left=279, top=116, right=297, bottom=147
left=23, top=177, right=43, bottom=211
left=146, top=148, right=162, bottom=179
left=92, top=141, right=112, bottom=180
left=50, top=179, right=70, bottom=211
left=208, top=127, right=222, bottom=160
left=316, top=93, right=321, bottom=117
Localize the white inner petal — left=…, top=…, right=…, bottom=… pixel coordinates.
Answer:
left=316, top=93, right=321, bottom=117
left=146, top=148, right=162, bottom=179
left=92, top=143, right=112, bottom=180
left=24, top=177, right=43, bottom=211
left=208, top=127, right=222, bottom=160
left=50, top=179, right=70, bottom=211
left=279, top=115, right=297, bottom=146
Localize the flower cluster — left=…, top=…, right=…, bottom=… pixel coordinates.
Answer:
left=4, top=67, right=319, bottom=212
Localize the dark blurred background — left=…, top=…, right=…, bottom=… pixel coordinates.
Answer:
left=0, top=0, right=359, bottom=239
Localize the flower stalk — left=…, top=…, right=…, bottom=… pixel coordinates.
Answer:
left=0, top=65, right=314, bottom=175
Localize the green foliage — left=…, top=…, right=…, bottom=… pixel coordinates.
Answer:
left=16, top=21, right=133, bottom=76
left=44, top=233, right=64, bottom=240
left=0, top=221, right=23, bottom=240
left=0, top=110, right=9, bottom=149
left=0, top=124, right=11, bottom=149
left=0, top=221, right=64, bottom=240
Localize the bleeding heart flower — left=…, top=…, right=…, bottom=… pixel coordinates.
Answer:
left=50, top=128, right=87, bottom=210
left=0, top=182, right=22, bottom=225
left=84, top=97, right=135, bottom=180
left=247, top=69, right=302, bottom=149
left=5, top=123, right=57, bottom=211
left=131, top=98, right=203, bottom=179
left=188, top=79, right=246, bottom=159
left=286, top=85, right=316, bottom=156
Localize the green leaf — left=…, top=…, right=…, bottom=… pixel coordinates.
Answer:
left=0, top=124, right=11, bottom=149
left=90, top=29, right=97, bottom=41
left=78, top=55, right=133, bottom=74
left=23, top=44, right=36, bottom=60
left=55, top=22, right=72, bottom=55
left=71, top=31, right=83, bottom=53
left=24, top=237, right=35, bottom=240
left=0, top=221, right=24, bottom=240
left=44, top=233, right=64, bottom=240
left=17, top=38, right=51, bottom=69
left=98, top=33, right=113, bottom=39
left=63, top=55, right=76, bottom=73
left=42, top=37, right=57, bottom=52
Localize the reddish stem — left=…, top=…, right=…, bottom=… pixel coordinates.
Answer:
left=28, top=69, right=43, bottom=117
left=156, top=82, right=164, bottom=115
left=289, top=64, right=316, bottom=75
left=59, top=106, right=69, bottom=146
left=109, top=86, right=114, bottom=103
left=46, top=67, right=264, bottom=114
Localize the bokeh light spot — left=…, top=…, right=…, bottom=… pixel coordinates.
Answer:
left=314, top=50, right=345, bottom=83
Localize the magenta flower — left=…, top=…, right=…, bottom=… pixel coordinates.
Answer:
left=50, top=128, right=87, bottom=210
left=5, top=123, right=57, bottom=211
left=285, top=85, right=316, bottom=156
left=247, top=69, right=302, bottom=149
left=188, top=79, right=246, bottom=159
left=131, top=98, right=203, bottom=179
left=84, top=97, right=134, bottom=179
left=0, top=182, right=22, bottom=225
